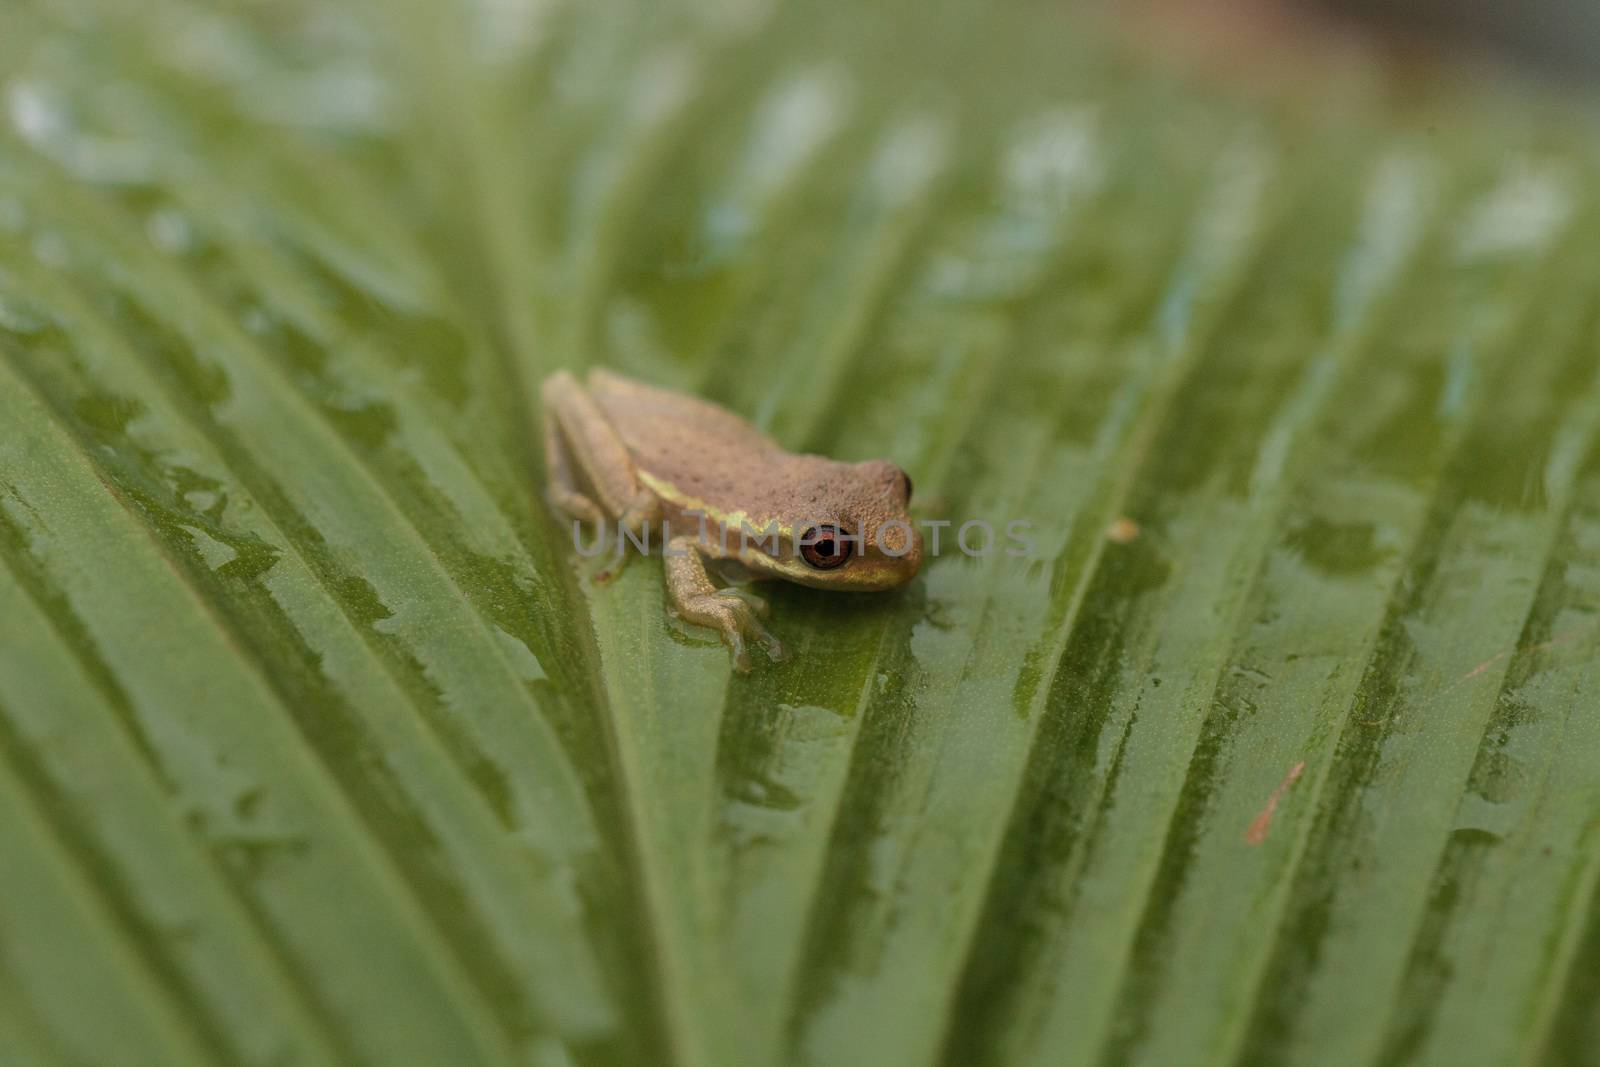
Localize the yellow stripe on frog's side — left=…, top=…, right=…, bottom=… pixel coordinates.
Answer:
left=636, top=470, right=797, bottom=542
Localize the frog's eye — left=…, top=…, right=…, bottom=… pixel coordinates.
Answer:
left=799, top=525, right=853, bottom=570
left=901, top=471, right=914, bottom=504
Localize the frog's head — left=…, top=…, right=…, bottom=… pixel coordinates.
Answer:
left=776, top=458, right=923, bottom=591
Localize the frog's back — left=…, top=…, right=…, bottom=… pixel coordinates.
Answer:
left=587, top=368, right=792, bottom=508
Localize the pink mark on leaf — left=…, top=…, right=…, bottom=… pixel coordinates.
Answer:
left=1246, top=760, right=1307, bottom=846
left=1462, top=651, right=1509, bottom=681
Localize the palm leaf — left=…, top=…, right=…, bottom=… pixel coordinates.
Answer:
left=0, top=2, right=1597, bottom=1065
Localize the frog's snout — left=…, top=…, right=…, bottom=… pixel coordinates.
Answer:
left=896, top=523, right=924, bottom=578
left=863, top=520, right=923, bottom=587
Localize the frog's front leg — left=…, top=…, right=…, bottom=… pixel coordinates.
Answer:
left=664, top=535, right=786, bottom=671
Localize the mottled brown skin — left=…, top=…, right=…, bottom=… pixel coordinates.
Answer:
left=542, top=368, right=922, bottom=669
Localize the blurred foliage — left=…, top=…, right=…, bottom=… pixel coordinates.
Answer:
left=0, top=2, right=1598, bottom=1066
left=1314, top=0, right=1600, bottom=80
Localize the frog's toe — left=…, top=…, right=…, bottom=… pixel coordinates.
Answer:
left=590, top=561, right=618, bottom=585
left=716, top=587, right=769, bottom=618
left=757, top=629, right=788, bottom=663
left=586, top=548, right=630, bottom=585
left=727, top=603, right=783, bottom=669
left=618, top=490, right=661, bottom=534
left=730, top=607, right=784, bottom=664
left=548, top=488, right=606, bottom=529
left=724, top=630, right=753, bottom=673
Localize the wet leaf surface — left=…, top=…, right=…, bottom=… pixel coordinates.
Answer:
left=0, top=3, right=1597, bottom=1065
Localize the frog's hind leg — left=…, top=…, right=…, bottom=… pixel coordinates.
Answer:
left=543, top=370, right=663, bottom=581
left=541, top=370, right=660, bottom=537
left=665, top=536, right=786, bottom=671
left=542, top=393, right=606, bottom=529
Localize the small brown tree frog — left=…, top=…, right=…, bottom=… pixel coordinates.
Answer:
left=541, top=368, right=923, bottom=669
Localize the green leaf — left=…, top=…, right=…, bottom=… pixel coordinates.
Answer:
left=1, top=2, right=1598, bottom=1065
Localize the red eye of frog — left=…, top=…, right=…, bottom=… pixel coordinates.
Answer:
left=799, top=525, right=853, bottom=570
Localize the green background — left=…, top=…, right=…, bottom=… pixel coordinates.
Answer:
left=0, top=2, right=1597, bottom=1065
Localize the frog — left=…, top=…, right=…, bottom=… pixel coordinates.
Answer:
left=541, top=368, right=923, bottom=670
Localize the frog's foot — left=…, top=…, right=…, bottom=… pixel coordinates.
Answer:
left=717, top=588, right=785, bottom=665
left=677, top=591, right=785, bottom=671
left=720, top=602, right=785, bottom=672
